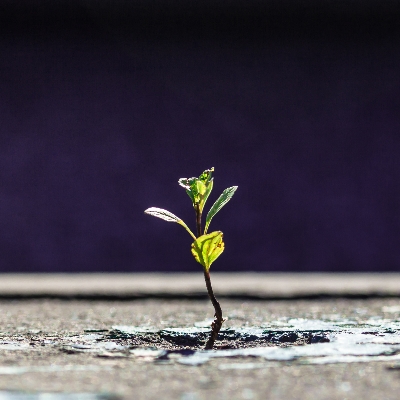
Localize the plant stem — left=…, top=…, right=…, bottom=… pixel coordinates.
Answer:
left=203, top=270, right=223, bottom=350
left=195, top=203, right=202, bottom=237
left=195, top=203, right=222, bottom=349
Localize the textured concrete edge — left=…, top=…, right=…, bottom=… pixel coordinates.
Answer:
left=0, top=273, right=399, bottom=298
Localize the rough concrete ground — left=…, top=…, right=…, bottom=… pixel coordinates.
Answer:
left=0, top=274, right=399, bottom=399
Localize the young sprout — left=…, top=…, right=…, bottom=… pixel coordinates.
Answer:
left=145, top=167, right=238, bottom=349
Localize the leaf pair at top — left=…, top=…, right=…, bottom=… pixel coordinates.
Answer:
left=178, top=167, right=214, bottom=216
left=178, top=167, right=237, bottom=235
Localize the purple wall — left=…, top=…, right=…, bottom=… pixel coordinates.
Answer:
left=0, top=1, right=399, bottom=272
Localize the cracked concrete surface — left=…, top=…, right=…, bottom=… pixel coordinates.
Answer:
left=0, top=274, right=399, bottom=399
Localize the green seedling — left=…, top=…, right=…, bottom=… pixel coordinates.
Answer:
left=145, top=167, right=238, bottom=349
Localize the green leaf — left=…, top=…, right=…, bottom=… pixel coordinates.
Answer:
left=144, top=207, right=196, bottom=240
left=178, top=168, right=214, bottom=213
left=203, top=179, right=213, bottom=211
left=191, top=231, right=224, bottom=272
left=198, top=168, right=214, bottom=184
left=178, top=177, right=197, bottom=203
left=204, top=186, right=238, bottom=234
left=144, top=207, right=181, bottom=222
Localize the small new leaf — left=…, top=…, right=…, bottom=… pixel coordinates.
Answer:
left=204, top=186, right=238, bottom=234
left=191, top=231, right=225, bottom=272
left=144, top=207, right=196, bottom=239
left=178, top=167, right=214, bottom=213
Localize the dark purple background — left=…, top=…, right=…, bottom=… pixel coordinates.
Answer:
left=0, top=1, right=399, bottom=272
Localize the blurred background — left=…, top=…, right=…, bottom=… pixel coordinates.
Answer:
left=0, top=1, right=399, bottom=273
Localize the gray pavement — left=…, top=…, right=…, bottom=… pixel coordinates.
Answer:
left=0, top=273, right=399, bottom=297
left=0, top=274, right=399, bottom=399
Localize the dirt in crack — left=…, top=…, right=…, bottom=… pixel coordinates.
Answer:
left=106, top=327, right=330, bottom=350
